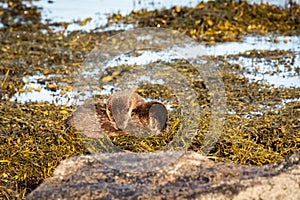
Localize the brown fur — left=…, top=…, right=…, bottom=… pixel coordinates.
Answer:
left=66, top=92, right=168, bottom=137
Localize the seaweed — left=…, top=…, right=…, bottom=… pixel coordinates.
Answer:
left=0, top=0, right=299, bottom=199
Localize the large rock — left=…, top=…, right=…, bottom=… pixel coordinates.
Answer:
left=27, top=151, right=300, bottom=199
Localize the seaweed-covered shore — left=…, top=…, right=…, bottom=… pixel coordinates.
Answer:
left=0, top=0, right=299, bottom=199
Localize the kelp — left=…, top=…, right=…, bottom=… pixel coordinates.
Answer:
left=0, top=0, right=299, bottom=199
left=107, top=0, right=300, bottom=43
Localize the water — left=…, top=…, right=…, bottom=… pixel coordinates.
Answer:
left=9, top=0, right=300, bottom=105
left=32, top=0, right=200, bottom=32
left=206, top=36, right=300, bottom=55
left=32, top=0, right=300, bottom=32
left=12, top=74, right=72, bottom=105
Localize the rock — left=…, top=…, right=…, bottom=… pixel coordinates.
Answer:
left=27, top=151, right=300, bottom=200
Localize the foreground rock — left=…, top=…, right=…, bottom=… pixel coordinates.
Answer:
left=27, top=151, right=300, bottom=199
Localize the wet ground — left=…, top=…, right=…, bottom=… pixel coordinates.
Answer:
left=0, top=0, right=299, bottom=199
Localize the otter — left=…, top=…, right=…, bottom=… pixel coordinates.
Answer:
left=66, top=91, right=168, bottom=138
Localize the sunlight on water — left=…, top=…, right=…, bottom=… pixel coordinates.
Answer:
left=32, top=0, right=300, bottom=32
left=11, top=0, right=300, bottom=105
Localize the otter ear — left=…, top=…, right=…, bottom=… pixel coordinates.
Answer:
left=149, top=103, right=168, bottom=132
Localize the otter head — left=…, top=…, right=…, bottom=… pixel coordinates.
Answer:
left=106, top=90, right=144, bottom=130
left=131, top=101, right=168, bottom=134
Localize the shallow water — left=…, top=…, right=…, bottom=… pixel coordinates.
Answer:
left=33, top=0, right=299, bottom=32
left=33, top=0, right=200, bottom=32
left=12, top=35, right=300, bottom=105
left=10, top=0, right=300, bottom=105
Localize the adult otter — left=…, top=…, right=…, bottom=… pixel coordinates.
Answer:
left=66, top=91, right=168, bottom=138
